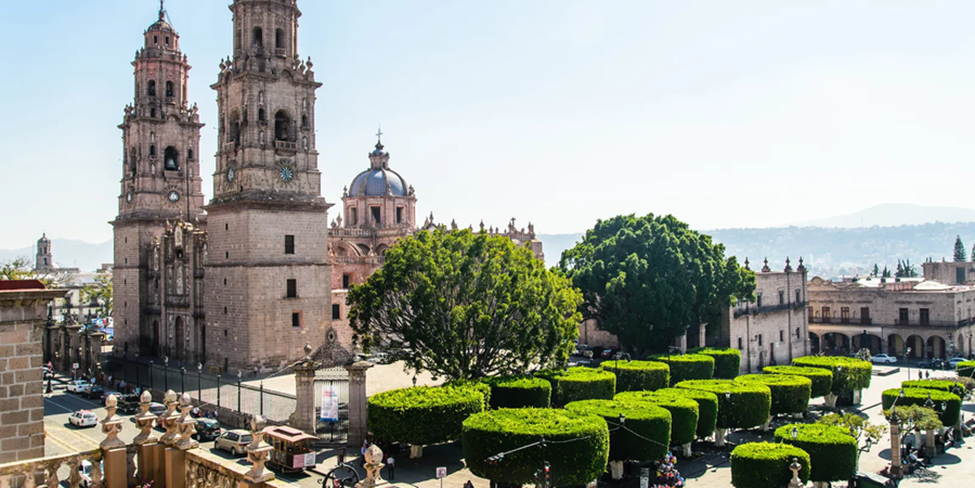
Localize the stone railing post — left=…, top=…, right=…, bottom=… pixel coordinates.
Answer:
left=133, top=390, right=164, bottom=485
left=244, top=416, right=275, bottom=484
left=162, top=393, right=200, bottom=488
left=160, top=390, right=182, bottom=488
left=889, top=421, right=902, bottom=478
left=344, top=361, right=373, bottom=447
left=100, top=395, right=127, bottom=488
left=293, top=346, right=317, bottom=435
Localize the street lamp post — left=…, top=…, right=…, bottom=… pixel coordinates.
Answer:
left=180, top=367, right=186, bottom=396
left=237, top=370, right=242, bottom=413
left=216, top=374, right=221, bottom=410
left=164, top=356, right=169, bottom=392
left=889, top=389, right=906, bottom=478
left=906, top=347, right=912, bottom=381
left=197, top=363, right=202, bottom=403
left=149, top=360, right=154, bottom=391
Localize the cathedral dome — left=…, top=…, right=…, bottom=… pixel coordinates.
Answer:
left=148, top=19, right=174, bottom=32
left=350, top=168, right=409, bottom=197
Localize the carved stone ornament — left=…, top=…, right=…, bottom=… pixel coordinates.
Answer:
left=356, top=444, right=386, bottom=488
left=159, top=390, right=182, bottom=446
left=175, top=392, right=200, bottom=450
left=244, top=415, right=275, bottom=482
left=133, top=389, right=158, bottom=445
left=100, top=394, right=126, bottom=450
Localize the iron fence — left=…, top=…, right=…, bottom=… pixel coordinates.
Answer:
left=314, top=367, right=350, bottom=445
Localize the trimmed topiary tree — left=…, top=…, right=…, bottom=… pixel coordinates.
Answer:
left=462, top=408, right=609, bottom=487
left=565, top=399, right=672, bottom=479
left=882, top=387, right=962, bottom=427
left=792, top=356, right=872, bottom=408
left=764, top=365, right=833, bottom=399
left=730, top=442, right=810, bottom=488
left=368, top=386, right=485, bottom=458
left=651, top=354, right=715, bottom=385
left=956, top=360, right=975, bottom=378
left=902, top=379, right=967, bottom=395
left=602, top=360, right=670, bottom=392
left=676, top=379, right=771, bottom=446
left=535, top=367, right=616, bottom=406
left=689, top=347, right=741, bottom=379
left=653, top=387, right=719, bottom=440
left=615, top=391, right=699, bottom=456
left=482, top=376, right=551, bottom=409
left=774, top=423, right=856, bottom=484
left=443, top=380, right=492, bottom=410
left=737, top=374, right=812, bottom=425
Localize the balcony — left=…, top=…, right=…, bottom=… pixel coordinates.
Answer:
left=275, top=140, right=297, bottom=153
left=222, top=142, right=238, bottom=153
left=733, top=301, right=807, bottom=318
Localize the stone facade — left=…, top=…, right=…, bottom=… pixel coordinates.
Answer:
left=720, top=258, right=810, bottom=374
left=808, top=275, right=975, bottom=359
left=922, top=259, right=975, bottom=285
left=0, top=281, right=66, bottom=463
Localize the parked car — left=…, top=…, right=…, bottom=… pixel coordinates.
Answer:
left=79, top=460, right=102, bottom=488
left=871, top=354, right=897, bottom=364
left=149, top=402, right=167, bottom=416
left=67, top=380, right=91, bottom=394
left=215, top=430, right=253, bottom=456
left=600, top=349, right=617, bottom=359
left=948, top=357, right=968, bottom=368
left=193, top=418, right=222, bottom=442
left=85, top=386, right=105, bottom=400
left=118, top=394, right=141, bottom=415
left=102, top=390, right=123, bottom=402
left=918, top=358, right=946, bottom=370
left=69, top=410, right=99, bottom=428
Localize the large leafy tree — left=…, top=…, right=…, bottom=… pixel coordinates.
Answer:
left=954, top=235, right=967, bottom=262
left=559, top=214, right=755, bottom=354
left=81, top=271, right=113, bottom=318
left=347, top=229, right=583, bottom=381
left=0, top=257, right=68, bottom=287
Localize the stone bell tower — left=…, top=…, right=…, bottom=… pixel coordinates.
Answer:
left=112, top=2, right=205, bottom=355
left=205, top=0, right=331, bottom=372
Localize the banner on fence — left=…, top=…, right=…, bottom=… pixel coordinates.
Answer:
left=321, top=383, right=340, bottom=422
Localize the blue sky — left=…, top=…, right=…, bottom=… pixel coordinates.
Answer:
left=4, top=0, right=975, bottom=248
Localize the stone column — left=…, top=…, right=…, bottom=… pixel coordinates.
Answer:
left=244, top=416, right=275, bottom=484
left=345, top=361, right=373, bottom=447
left=889, top=422, right=902, bottom=478
left=67, top=324, right=82, bottom=375
left=133, top=390, right=164, bottom=484
left=100, top=395, right=127, bottom=488
left=91, top=332, right=105, bottom=375
left=294, top=358, right=317, bottom=435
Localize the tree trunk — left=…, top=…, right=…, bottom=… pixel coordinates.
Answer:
left=609, top=460, right=625, bottom=480
left=682, top=442, right=692, bottom=457
left=824, top=393, right=838, bottom=409
left=410, top=444, right=423, bottom=459
left=715, top=428, right=727, bottom=447
left=761, top=416, right=771, bottom=432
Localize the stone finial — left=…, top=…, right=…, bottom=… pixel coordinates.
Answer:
left=133, top=390, right=158, bottom=446
left=744, top=257, right=750, bottom=270
left=480, top=220, right=485, bottom=231
left=450, top=219, right=458, bottom=231
left=797, top=257, right=806, bottom=273
left=784, top=257, right=793, bottom=273
left=244, top=416, right=275, bottom=482
left=100, top=394, right=125, bottom=450
left=304, top=343, right=313, bottom=358
left=788, top=457, right=803, bottom=488
left=761, top=258, right=771, bottom=273
left=175, top=392, right=199, bottom=450
left=159, top=390, right=181, bottom=446
left=357, top=444, right=386, bottom=488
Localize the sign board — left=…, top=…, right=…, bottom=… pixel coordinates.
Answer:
left=320, top=383, right=340, bottom=422
left=303, top=452, right=317, bottom=469
left=72, top=363, right=79, bottom=371
left=436, top=467, right=447, bottom=479
left=293, top=454, right=305, bottom=469
left=639, top=467, right=650, bottom=488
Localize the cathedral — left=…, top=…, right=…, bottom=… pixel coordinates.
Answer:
left=112, top=1, right=543, bottom=373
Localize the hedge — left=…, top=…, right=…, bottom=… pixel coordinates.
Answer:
left=737, top=374, right=812, bottom=416
left=535, top=367, right=616, bottom=406
left=792, top=356, right=872, bottom=394
left=565, top=399, right=672, bottom=462
left=763, top=365, right=833, bottom=398
left=730, top=442, right=811, bottom=488
left=652, top=387, right=719, bottom=439
left=368, top=386, right=485, bottom=445
left=602, top=360, right=670, bottom=392
left=615, top=391, right=699, bottom=445
left=955, top=361, right=975, bottom=378
left=902, top=379, right=967, bottom=396
left=651, top=354, right=716, bottom=385
left=443, top=380, right=492, bottom=410
left=881, top=387, right=962, bottom=427
left=482, top=376, right=551, bottom=408
left=462, top=408, right=609, bottom=486
left=676, top=379, right=771, bottom=429
left=774, top=424, right=856, bottom=482
left=689, top=347, right=741, bottom=379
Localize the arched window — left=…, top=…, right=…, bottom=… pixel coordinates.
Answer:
left=130, top=147, right=137, bottom=175
left=253, top=26, right=263, bottom=48
left=149, top=145, right=156, bottom=157
left=258, top=108, right=266, bottom=123
left=187, top=149, right=194, bottom=160
left=275, top=28, right=285, bottom=49
left=165, top=36, right=170, bottom=47
left=230, top=110, right=241, bottom=144
left=274, top=111, right=291, bottom=141
left=148, top=80, right=156, bottom=97
left=235, top=30, right=242, bottom=50
left=150, top=108, right=156, bottom=118
left=301, top=114, right=308, bottom=129
left=165, top=81, right=174, bottom=97
left=164, top=147, right=179, bottom=171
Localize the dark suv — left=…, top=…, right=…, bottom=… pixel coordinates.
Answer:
left=193, top=418, right=222, bottom=442
left=118, top=394, right=141, bottom=415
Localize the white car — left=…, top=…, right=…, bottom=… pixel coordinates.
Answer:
left=871, top=354, right=897, bottom=364
left=948, top=357, right=968, bottom=368
left=66, top=380, right=91, bottom=393
left=68, top=410, right=98, bottom=428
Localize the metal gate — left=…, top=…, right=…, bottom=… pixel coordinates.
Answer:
left=314, top=367, right=350, bottom=445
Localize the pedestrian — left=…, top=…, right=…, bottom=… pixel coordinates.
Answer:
left=387, top=456, right=395, bottom=480
left=464, top=480, right=474, bottom=488
left=337, top=447, right=346, bottom=465
left=213, top=409, right=219, bottom=422
left=925, top=371, right=930, bottom=379
left=361, top=440, right=370, bottom=467
left=919, top=371, right=923, bottom=380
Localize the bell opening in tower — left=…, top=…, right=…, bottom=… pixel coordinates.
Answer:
left=275, top=28, right=285, bottom=50
left=164, top=147, right=180, bottom=171
left=252, top=26, right=263, bottom=49
left=274, top=111, right=291, bottom=141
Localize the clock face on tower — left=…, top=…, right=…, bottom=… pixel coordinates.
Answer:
left=227, top=167, right=235, bottom=182
left=168, top=191, right=180, bottom=203
left=280, top=166, right=294, bottom=183
left=126, top=192, right=132, bottom=203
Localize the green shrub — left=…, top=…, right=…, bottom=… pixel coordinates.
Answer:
left=881, top=388, right=962, bottom=426
left=774, top=424, right=856, bottom=482
left=565, top=399, right=672, bottom=462
left=676, top=379, right=771, bottom=429
left=602, top=360, right=670, bottom=392
left=482, top=376, right=551, bottom=408
left=462, top=408, right=609, bottom=486
left=368, top=386, right=485, bottom=445
left=689, top=347, right=741, bottom=379
left=730, top=442, right=811, bottom=488
left=902, top=379, right=967, bottom=396
left=737, top=374, right=812, bottom=416
left=615, top=391, right=698, bottom=445
left=535, top=367, right=616, bottom=406
left=651, top=387, right=719, bottom=439
left=792, top=356, right=871, bottom=394
left=443, top=380, right=492, bottom=410
left=650, top=354, right=715, bottom=385
left=763, top=365, right=833, bottom=398
left=957, top=361, right=975, bottom=378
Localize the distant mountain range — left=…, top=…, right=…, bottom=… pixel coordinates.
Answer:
left=788, top=203, right=975, bottom=228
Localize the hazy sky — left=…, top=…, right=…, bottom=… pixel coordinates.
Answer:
left=4, top=0, right=975, bottom=249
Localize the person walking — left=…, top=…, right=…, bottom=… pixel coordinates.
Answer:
left=361, top=440, right=370, bottom=467
left=386, top=456, right=395, bottom=480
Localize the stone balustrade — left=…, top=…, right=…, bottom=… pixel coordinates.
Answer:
left=0, top=392, right=280, bottom=488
